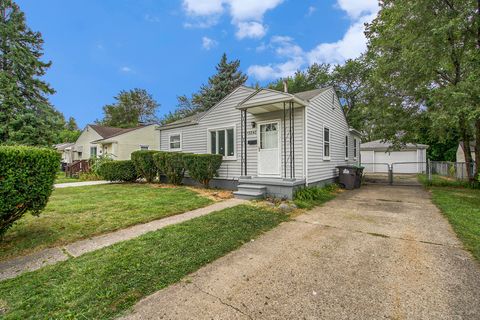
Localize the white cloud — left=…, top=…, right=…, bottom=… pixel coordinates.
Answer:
left=247, top=1, right=379, bottom=81
left=306, top=6, right=316, bottom=16
left=182, top=0, right=283, bottom=39
left=248, top=57, right=304, bottom=81
left=120, top=66, right=132, bottom=73
left=144, top=14, right=160, bottom=23
left=236, top=22, right=266, bottom=39
left=336, top=0, right=378, bottom=19
left=202, top=36, right=218, bottom=50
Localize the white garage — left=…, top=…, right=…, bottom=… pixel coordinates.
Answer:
left=361, top=140, right=428, bottom=173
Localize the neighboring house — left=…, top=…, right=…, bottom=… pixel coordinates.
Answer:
left=360, top=140, right=428, bottom=173
left=69, top=124, right=160, bottom=162
left=456, top=141, right=476, bottom=163
left=54, top=142, right=74, bottom=164
left=159, top=85, right=361, bottom=199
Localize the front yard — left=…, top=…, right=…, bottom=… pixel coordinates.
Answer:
left=0, top=184, right=213, bottom=260
left=54, top=171, right=81, bottom=184
left=0, top=205, right=287, bottom=319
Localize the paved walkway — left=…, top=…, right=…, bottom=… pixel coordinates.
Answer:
left=54, top=180, right=111, bottom=188
left=0, top=198, right=246, bottom=281
left=121, top=185, right=480, bottom=320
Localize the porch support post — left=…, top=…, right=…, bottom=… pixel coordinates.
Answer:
left=289, top=101, right=293, bottom=179
left=240, top=110, right=244, bottom=176
left=243, top=110, right=247, bottom=176
left=283, top=102, right=287, bottom=178
left=291, top=101, right=295, bottom=179
left=240, top=109, right=248, bottom=176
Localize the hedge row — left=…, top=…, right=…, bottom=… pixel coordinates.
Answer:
left=131, top=150, right=159, bottom=183
left=0, top=146, right=60, bottom=236
left=97, top=160, right=139, bottom=182
left=153, top=152, right=186, bottom=185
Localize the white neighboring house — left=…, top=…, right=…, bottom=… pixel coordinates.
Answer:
left=159, top=85, right=361, bottom=199
left=456, top=141, right=476, bottom=163
left=54, top=142, right=74, bottom=164
left=361, top=140, right=428, bottom=174
left=68, top=124, right=160, bottom=162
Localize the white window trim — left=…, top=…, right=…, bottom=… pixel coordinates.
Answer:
left=207, top=124, right=237, bottom=160
left=353, top=138, right=357, bottom=160
left=345, top=135, right=349, bottom=160
left=323, top=125, right=331, bottom=161
left=168, top=133, right=182, bottom=151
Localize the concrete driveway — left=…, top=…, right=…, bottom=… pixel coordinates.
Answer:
left=121, top=185, right=480, bottom=320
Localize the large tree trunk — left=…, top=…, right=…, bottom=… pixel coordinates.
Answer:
left=459, top=116, right=474, bottom=181
left=475, top=118, right=480, bottom=181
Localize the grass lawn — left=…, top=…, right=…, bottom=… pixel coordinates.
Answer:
left=0, top=205, right=287, bottom=319
left=428, top=187, right=480, bottom=261
left=54, top=171, right=80, bottom=184
left=0, top=184, right=212, bottom=261
left=293, top=184, right=339, bottom=210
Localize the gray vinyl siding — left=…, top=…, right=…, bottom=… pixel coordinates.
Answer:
left=306, top=88, right=357, bottom=184
left=240, top=89, right=289, bottom=107
left=160, top=86, right=305, bottom=180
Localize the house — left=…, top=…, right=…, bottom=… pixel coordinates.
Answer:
left=159, top=85, right=361, bottom=199
left=69, top=124, right=160, bottom=162
left=54, top=142, right=74, bottom=165
left=456, top=141, right=476, bottom=163
left=360, top=140, right=428, bottom=174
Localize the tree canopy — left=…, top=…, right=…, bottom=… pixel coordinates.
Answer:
left=162, top=53, right=247, bottom=124
left=99, top=88, right=160, bottom=128
left=0, top=0, right=65, bottom=146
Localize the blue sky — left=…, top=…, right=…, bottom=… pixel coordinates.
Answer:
left=16, top=0, right=378, bottom=128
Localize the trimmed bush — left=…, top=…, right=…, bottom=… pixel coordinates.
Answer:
left=131, top=150, right=159, bottom=183
left=98, top=160, right=139, bottom=182
left=183, top=154, right=223, bottom=187
left=153, top=152, right=186, bottom=185
left=0, top=146, right=60, bottom=236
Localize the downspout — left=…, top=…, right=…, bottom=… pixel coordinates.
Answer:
left=304, top=104, right=309, bottom=185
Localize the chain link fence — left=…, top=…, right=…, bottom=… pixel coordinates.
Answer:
left=428, top=161, right=476, bottom=181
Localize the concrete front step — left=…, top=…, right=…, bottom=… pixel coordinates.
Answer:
left=234, top=184, right=267, bottom=200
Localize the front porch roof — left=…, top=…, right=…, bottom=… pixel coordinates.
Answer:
left=236, top=88, right=307, bottom=114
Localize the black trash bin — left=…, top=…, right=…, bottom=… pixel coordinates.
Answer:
left=336, top=165, right=357, bottom=190
left=354, top=166, right=364, bottom=188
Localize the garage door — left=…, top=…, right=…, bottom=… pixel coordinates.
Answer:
left=374, top=151, right=418, bottom=173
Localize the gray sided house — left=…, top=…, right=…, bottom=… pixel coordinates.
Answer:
left=159, top=86, right=361, bottom=199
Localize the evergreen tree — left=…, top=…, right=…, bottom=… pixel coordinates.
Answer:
left=65, top=116, right=78, bottom=131
left=0, top=0, right=61, bottom=146
left=191, top=53, right=248, bottom=111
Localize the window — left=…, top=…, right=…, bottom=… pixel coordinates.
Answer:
left=90, top=146, right=97, bottom=158
left=209, top=127, right=235, bottom=159
left=345, top=136, right=349, bottom=160
left=323, top=127, right=330, bottom=160
left=140, top=145, right=149, bottom=151
left=169, top=134, right=181, bottom=150
left=353, top=138, right=357, bottom=159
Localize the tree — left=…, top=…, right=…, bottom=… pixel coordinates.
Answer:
left=65, top=117, right=78, bottom=131
left=0, top=0, right=63, bottom=146
left=99, top=88, right=160, bottom=128
left=160, top=95, right=196, bottom=125
left=365, top=0, right=480, bottom=181
left=191, top=53, right=248, bottom=112
left=268, top=63, right=331, bottom=93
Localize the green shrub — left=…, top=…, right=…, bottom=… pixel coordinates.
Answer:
left=293, top=184, right=338, bottom=209
left=131, top=150, right=159, bottom=183
left=97, top=160, right=139, bottom=182
left=153, top=152, right=186, bottom=185
left=0, top=146, right=60, bottom=236
left=183, top=154, right=223, bottom=187
left=89, top=154, right=113, bottom=175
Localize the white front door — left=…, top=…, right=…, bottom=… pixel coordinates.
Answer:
left=257, top=121, right=280, bottom=177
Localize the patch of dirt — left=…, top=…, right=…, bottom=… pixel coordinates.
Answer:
left=187, top=187, right=233, bottom=201
left=0, top=299, right=8, bottom=315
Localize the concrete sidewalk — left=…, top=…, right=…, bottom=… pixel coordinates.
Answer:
left=54, top=180, right=111, bottom=188
left=121, top=185, right=480, bottom=320
left=0, top=198, right=246, bottom=281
